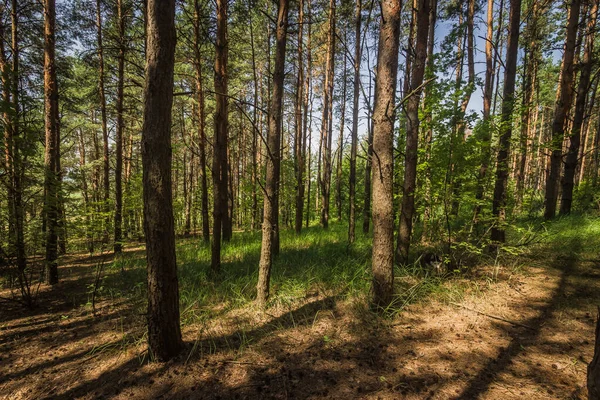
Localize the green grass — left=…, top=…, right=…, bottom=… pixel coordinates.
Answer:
left=97, top=214, right=600, bottom=326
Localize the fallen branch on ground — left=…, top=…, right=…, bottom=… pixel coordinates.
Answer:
left=449, top=302, right=536, bottom=331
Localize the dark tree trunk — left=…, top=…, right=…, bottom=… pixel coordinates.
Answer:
left=43, top=0, right=60, bottom=285
left=257, top=0, right=289, bottom=307
left=545, top=0, right=581, bottom=219
left=396, top=0, right=431, bottom=264
left=114, top=0, right=126, bottom=253
left=371, top=0, right=401, bottom=308
left=211, top=0, right=229, bottom=273
left=96, top=0, right=110, bottom=243
left=193, top=0, right=210, bottom=242
left=348, top=0, right=361, bottom=243
left=560, top=0, right=597, bottom=215
left=141, top=0, right=182, bottom=362
left=490, top=0, right=521, bottom=244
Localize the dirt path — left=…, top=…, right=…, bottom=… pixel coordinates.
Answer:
left=1, top=247, right=597, bottom=399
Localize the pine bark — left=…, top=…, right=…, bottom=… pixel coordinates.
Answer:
left=371, top=0, right=401, bottom=308
left=114, top=0, right=125, bottom=253
left=560, top=0, right=597, bottom=215
left=141, top=0, right=182, bottom=361
left=319, top=0, right=335, bottom=229
left=257, top=0, right=289, bottom=307
left=544, top=0, right=581, bottom=219
left=490, top=0, right=521, bottom=244
left=294, top=0, right=305, bottom=234
left=43, top=0, right=60, bottom=285
left=396, top=0, right=431, bottom=263
left=348, top=0, right=361, bottom=243
left=211, top=0, right=229, bottom=273
left=193, top=0, right=210, bottom=242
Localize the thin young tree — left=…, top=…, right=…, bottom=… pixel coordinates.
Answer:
left=141, top=0, right=182, bottom=361
left=396, top=0, right=431, bottom=263
left=490, top=0, right=522, bottom=244
left=43, top=0, right=60, bottom=285
left=348, top=0, right=361, bottom=243
left=371, top=0, right=401, bottom=308
left=257, top=0, right=290, bottom=306
left=294, top=0, right=305, bottom=234
left=544, top=0, right=581, bottom=219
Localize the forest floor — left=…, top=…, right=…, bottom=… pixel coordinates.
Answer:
left=1, top=216, right=599, bottom=399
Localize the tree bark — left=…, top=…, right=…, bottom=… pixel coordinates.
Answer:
left=544, top=0, right=581, bottom=219
left=490, top=0, right=521, bottom=244
left=114, top=0, right=126, bottom=253
left=319, top=0, right=335, bottom=229
left=294, top=0, right=305, bottom=234
left=43, top=0, right=60, bottom=285
left=257, top=0, right=289, bottom=307
left=348, top=0, right=361, bottom=243
left=141, top=0, right=182, bottom=361
left=396, top=0, right=431, bottom=263
left=371, top=0, right=401, bottom=308
left=560, top=0, right=597, bottom=215
left=96, top=0, right=110, bottom=243
left=211, top=0, right=229, bottom=273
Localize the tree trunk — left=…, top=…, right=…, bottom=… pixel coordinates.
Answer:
left=371, top=0, right=401, bottom=308
left=96, top=0, right=110, bottom=243
left=257, top=0, right=289, bottom=307
left=319, top=0, right=335, bottom=229
left=490, top=0, right=521, bottom=244
left=43, top=0, right=60, bottom=285
left=114, top=0, right=125, bottom=253
left=396, top=0, right=431, bottom=264
left=211, top=0, right=229, bottom=273
left=560, top=0, right=597, bottom=215
left=348, top=0, right=361, bottom=243
left=141, top=0, right=182, bottom=362
left=294, top=0, right=305, bottom=234
left=336, top=36, right=347, bottom=222
left=193, top=0, right=210, bottom=242
left=544, top=0, right=581, bottom=219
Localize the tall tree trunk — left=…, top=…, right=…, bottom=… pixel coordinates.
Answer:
left=257, top=0, right=289, bottom=307
left=560, top=0, right=597, bottom=215
left=319, top=0, right=335, bottom=229
left=544, top=0, right=581, bottom=219
left=114, top=0, right=125, bottom=253
left=211, top=0, right=229, bottom=273
left=371, top=0, right=401, bottom=308
left=336, top=36, right=347, bottom=222
left=396, top=0, right=431, bottom=263
left=193, top=0, right=210, bottom=242
left=362, top=64, right=375, bottom=234
left=348, top=0, right=361, bottom=243
left=294, top=0, right=305, bottom=234
left=96, top=0, right=110, bottom=243
left=473, top=0, right=497, bottom=227
left=43, top=0, right=60, bottom=285
left=250, top=18, right=260, bottom=231
left=141, top=0, right=182, bottom=362
left=490, top=0, right=522, bottom=244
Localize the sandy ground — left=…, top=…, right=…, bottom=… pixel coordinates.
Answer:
left=0, top=249, right=597, bottom=399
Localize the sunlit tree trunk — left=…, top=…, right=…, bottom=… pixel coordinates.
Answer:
left=545, top=0, right=581, bottom=219
left=348, top=0, right=361, bottom=243
left=396, top=0, right=431, bottom=263
left=490, top=0, right=521, bottom=244
left=371, top=0, right=401, bottom=307
left=114, top=0, right=126, bottom=253
left=257, top=0, right=289, bottom=307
